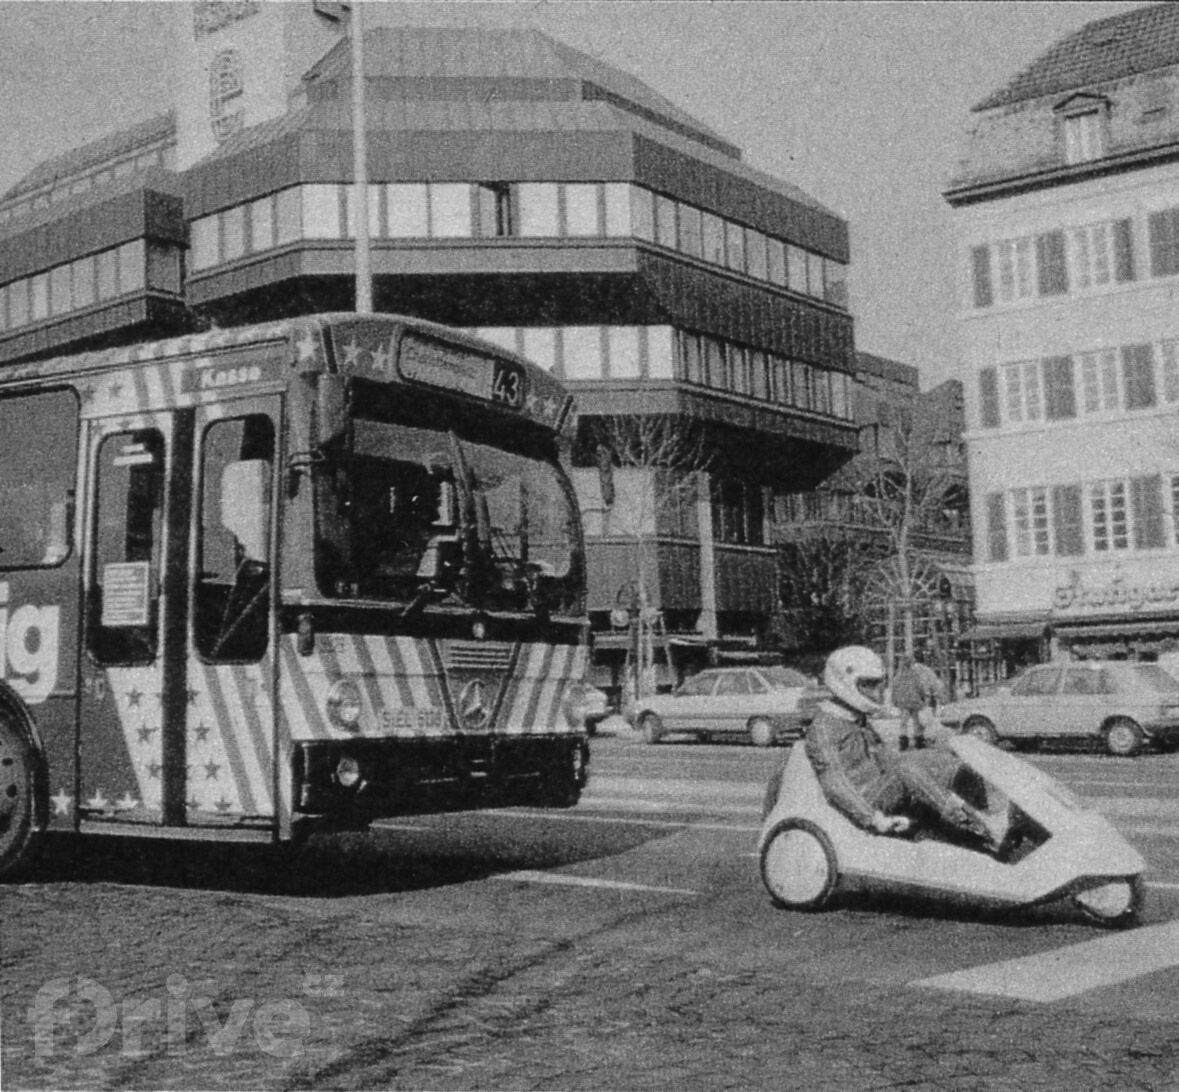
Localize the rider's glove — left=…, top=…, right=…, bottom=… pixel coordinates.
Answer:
left=870, top=810, right=912, bottom=835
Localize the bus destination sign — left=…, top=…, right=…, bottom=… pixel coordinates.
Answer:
left=399, top=334, right=526, bottom=410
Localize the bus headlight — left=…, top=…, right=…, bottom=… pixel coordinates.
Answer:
left=326, top=680, right=363, bottom=729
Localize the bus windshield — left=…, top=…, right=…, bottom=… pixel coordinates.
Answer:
left=315, top=417, right=582, bottom=616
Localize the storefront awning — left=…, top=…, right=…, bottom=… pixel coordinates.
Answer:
left=959, top=622, right=1048, bottom=642
left=1053, top=618, right=1179, bottom=640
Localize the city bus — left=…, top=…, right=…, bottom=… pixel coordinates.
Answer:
left=0, top=313, right=591, bottom=876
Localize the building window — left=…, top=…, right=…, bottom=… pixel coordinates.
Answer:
left=629, top=186, right=654, bottom=242
left=9, top=280, right=29, bottom=327
left=190, top=215, right=219, bottom=270
left=679, top=331, right=704, bottom=384
left=704, top=337, right=726, bottom=388
left=521, top=328, right=557, bottom=372
left=517, top=183, right=559, bottom=237
left=563, top=184, right=599, bottom=237
left=970, top=245, right=993, bottom=308
left=222, top=204, right=246, bottom=261
left=30, top=274, right=49, bottom=321
left=1091, top=480, right=1129, bottom=552
left=603, top=184, right=631, bottom=237
left=1011, top=487, right=1050, bottom=557
left=824, top=260, right=849, bottom=308
left=607, top=327, right=642, bottom=379
left=249, top=195, right=276, bottom=253
left=562, top=327, right=603, bottom=379
left=49, top=264, right=72, bottom=316
left=745, top=229, right=768, bottom=280
left=1122, top=344, right=1157, bottom=409
left=678, top=204, right=702, bottom=258
left=701, top=212, right=725, bottom=265
left=787, top=245, right=808, bottom=294
left=767, top=238, right=786, bottom=287
left=1002, top=360, right=1041, bottom=423
left=303, top=184, right=343, bottom=239
left=146, top=244, right=181, bottom=294
left=1079, top=349, right=1120, bottom=413
left=429, top=184, right=472, bottom=238
left=654, top=194, right=678, bottom=249
left=724, top=220, right=746, bottom=273
left=386, top=183, right=428, bottom=237
left=648, top=327, right=674, bottom=379
left=1062, top=109, right=1104, bottom=165
left=985, top=493, right=1008, bottom=562
left=995, top=237, right=1035, bottom=302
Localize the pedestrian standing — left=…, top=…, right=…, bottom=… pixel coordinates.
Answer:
left=890, top=656, right=924, bottom=751
left=911, top=657, right=945, bottom=749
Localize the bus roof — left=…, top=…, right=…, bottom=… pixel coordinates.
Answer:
left=0, top=312, right=574, bottom=432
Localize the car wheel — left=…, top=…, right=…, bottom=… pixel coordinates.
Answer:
left=639, top=713, right=664, bottom=745
left=749, top=717, right=776, bottom=748
left=759, top=818, right=838, bottom=911
left=1073, top=876, right=1144, bottom=928
left=962, top=716, right=998, bottom=746
left=1104, top=717, right=1143, bottom=758
left=0, top=712, right=41, bottom=880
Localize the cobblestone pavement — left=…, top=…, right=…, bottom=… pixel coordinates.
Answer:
left=3, top=832, right=1176, bottom=1091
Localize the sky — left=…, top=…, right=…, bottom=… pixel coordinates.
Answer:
left=0, top=0, right=1153, bottom=388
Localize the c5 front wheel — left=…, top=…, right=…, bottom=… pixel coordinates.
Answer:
left=759, top=818, right=838, bottom=911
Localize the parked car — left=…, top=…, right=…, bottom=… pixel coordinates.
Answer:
left=938, top=661, right=1179, bottom=756
left=632, top=666, right=825, bottom=746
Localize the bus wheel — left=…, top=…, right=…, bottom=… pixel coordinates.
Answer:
left=0, top=714, right=40, bottom=879
left=536, top=744, right=584, bottom=809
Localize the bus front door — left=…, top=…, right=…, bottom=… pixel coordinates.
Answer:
left=184, top=400, right=280, bottom=831
left=79, top=412, right=191, bottom=828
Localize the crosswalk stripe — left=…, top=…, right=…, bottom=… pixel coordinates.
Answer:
left=492, top=870, right=698, bottom=896
left=912, top=921, right=1179, bottom=1001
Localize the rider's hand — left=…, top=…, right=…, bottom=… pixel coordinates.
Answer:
left=870, top=811, right=911, bottom=835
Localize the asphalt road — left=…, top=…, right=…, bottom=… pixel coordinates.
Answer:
left=3, top=733, right=1178, bottom=1090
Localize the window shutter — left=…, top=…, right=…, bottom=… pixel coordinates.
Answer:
left=1051, top=485, right=1084, bottom=556
left=1113, top=218, right=1135, bottom=282
left=1035, top=230, right=1068, bottom=296
left=1123, top=344, right=1157, bottom=409
left=1131, top=475, right=1166, bottom=548
left=971, top=245, right=993, bottom=308
left=979, top=367, right=1000, bottom=428
left=1149, top=208, right=1179, bottom=278
left=1042, top=356, right=1076, bottom=420
left=985, top=493, right=1008, bottom=562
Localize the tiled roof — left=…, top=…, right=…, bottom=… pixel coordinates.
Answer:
left=2, top=112, right=175, bottom=201
left=975, top=3, right=1179, bottom=111
left=305, top=26, right=735, bottom=155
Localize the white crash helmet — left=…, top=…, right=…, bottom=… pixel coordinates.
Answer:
left=823, top=645, right=886, bottom=715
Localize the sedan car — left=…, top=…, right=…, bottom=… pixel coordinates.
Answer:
left=938, top=660, right=1179, bottom=756
left=632, top=666, right=825, bottom=746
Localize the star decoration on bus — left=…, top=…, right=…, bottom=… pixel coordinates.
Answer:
left=116, top=793, right=139, bottom=811
left=295, top=329, right=319, bottom=364
left=205, top=761, right=221, bottom=780
left=147, top=761, right=162, bottom=779
left=341, top=337, right=364, bottom=371
left=192, top=722, right=211, bottom=742
left=137, top=726, right=157, bottom=743
left=85, top=790, right=110, bottom=811
left=51, top=790, right=73, bottom=816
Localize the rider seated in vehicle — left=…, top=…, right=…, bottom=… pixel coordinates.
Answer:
left=805, top=646, right=1009, bottom=854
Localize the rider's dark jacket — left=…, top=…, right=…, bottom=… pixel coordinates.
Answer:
left=804, top=704, right=894, bottom=828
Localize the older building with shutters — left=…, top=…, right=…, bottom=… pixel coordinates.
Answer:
left=946, top=2, right=1179, bottom=677
left=0, top=3, right=859, bottom=695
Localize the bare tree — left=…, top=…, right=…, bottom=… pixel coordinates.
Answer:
left=588, top=414, right=711, bottom=699
left=847, top=410, right=964, bottom=666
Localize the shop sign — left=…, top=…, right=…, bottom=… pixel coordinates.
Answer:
left=1053, top=571, right=1179, bottom=614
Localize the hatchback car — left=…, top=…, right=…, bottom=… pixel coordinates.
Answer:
left=632, top=666, right=825, bottom=746
left=938, top=661, right=1179, bottom=756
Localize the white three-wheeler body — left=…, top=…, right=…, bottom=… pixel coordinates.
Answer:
left=758, top=735, right=1146, bottom=927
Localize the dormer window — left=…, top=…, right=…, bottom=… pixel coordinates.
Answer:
left=1056, top=94, right=1109, bottom=165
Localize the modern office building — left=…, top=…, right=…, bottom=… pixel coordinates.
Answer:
left=775, top=353, right=971, bottom=686
left=946, top=2, right=1179, bottom=678
left=0, top=3, right=860, bottom=691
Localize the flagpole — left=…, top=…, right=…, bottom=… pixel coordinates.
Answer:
left=351, top=1, right=372, bottom=313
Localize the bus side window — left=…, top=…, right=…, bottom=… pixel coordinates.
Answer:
left=0, top=389, right=77, bottom=570
left=195, top=415, right=275, bottom=662
left=89, top=429, right=165, bottom=665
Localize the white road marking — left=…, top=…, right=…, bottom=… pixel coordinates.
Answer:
left=492, top=870, right=698, bottom=896
left=913, top=921, right=1179, bottom=1002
